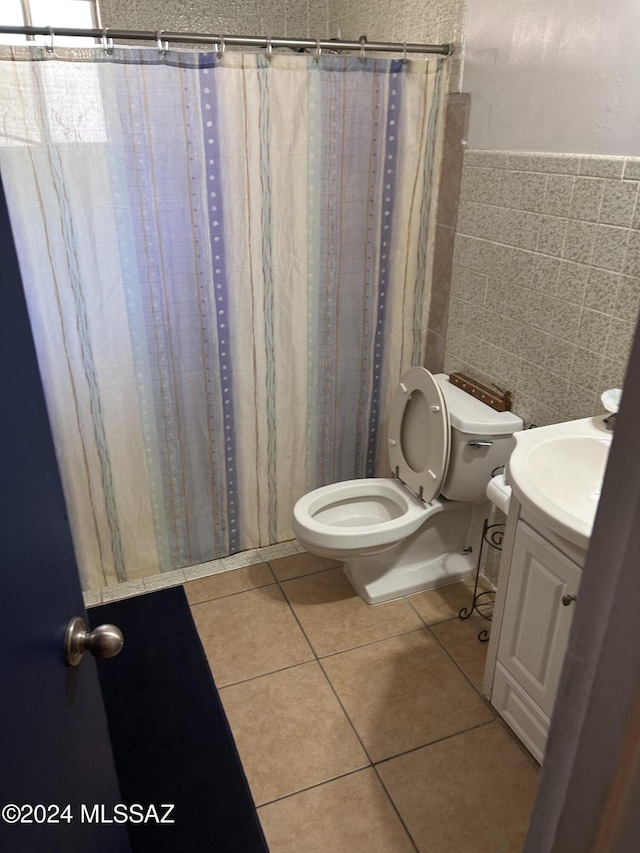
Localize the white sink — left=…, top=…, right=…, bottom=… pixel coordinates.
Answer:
left=506, top=416, right=613, bottom=549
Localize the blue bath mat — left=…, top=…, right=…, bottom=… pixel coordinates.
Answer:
left=89, top=586, right=268, bottom=853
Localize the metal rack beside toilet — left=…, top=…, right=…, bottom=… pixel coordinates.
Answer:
left=458, top=518, right=504, bottom=642
left=458, top=466, right=507, bottom=642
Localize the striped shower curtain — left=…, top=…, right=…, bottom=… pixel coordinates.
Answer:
left=0, top=47, right=445, bottom=590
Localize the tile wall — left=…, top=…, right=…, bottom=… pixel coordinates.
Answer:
left=99, top=0, right=330, bottom=40
left=426, top=93, right=470, bottom=372
left=444, top=150, right=640, bottom=428
left=327, top=0, right=466, bottom=90
left=99, top=0, right=464, bottom=89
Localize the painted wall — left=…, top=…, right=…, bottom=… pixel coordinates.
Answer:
left=463, top=0, right=640, bottom=155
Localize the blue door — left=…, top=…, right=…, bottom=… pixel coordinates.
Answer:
left=0, top=176, right=131, bottom=853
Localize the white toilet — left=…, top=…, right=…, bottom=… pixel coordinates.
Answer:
left=292, top=368, right=523, bottom=604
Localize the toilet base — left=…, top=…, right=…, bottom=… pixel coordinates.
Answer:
left=343, top=549, right=475, bottom=604
left=338, top=501, right=486, bottom=604
left=295, top=497, right=488, bottom=605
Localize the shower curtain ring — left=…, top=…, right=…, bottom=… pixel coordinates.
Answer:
left=156, top=30, right=168, bottom=56
left=46, top=26, right=55, bottom=55
left=314, top=39, right=321, bottom=62
left=359, top=35, right=367, bottom=61
left=101, top=27, right=113, bottom=56
left=402, top=43, right=408, bottom=63
left=218, top=35, right=225, bottom=55
left=266, top=37, right=273, bottom=60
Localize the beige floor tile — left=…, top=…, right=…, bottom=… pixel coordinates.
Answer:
left=281, top=568, right=424, bottom=656
left=184, top=563, right=275, bottom=604
left=258, top=768, right=416, bottom=853
left=322, top=629, right=494, bottom=762
left=378, top=720, right=538, bottom=853
left=409, top=576, right=493, bottom=625
left=191, top=585, right=313, bottom=686
left=431, top=614, right=491, bottom=690
left=269, top=551, right=341, bottom=582
left=219, top=662, right=368, bottom=805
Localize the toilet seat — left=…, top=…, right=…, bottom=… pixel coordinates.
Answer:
left=292, top=477, right=437, bottom=554
left=387, top=367, right=450, bottom=503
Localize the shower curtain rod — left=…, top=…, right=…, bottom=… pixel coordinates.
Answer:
left=0, top=24, right=452, bottom=56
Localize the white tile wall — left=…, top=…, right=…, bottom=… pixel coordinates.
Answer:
left=445, top=149, right=640, bottom=427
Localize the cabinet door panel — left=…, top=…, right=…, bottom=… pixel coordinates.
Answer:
left=493, top=663, right=550, bottom=763
left=497, top=521, right=581, bottom=717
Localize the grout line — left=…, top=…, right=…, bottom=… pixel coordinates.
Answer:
left=255, top=765, right=373, bottom=810
left=185, top=576, right=279, bottom=607
left=276, top=564, right=459, bottom=659
left=370, top=764, right=422, bottom=853
left=185, top=558, right=366, bottom=608
left=371, top=719, right=503, bottom=853
left=315, top=654, right=376, bottom=764
left=313, top=625, right=429, bottom=662
left=494, top=716, right=542, bottom=771
left=274, top=579, right=323, bottom=661
left=629, top=184, right=639, bottom=230
left=272, top=562, right=342, bottom=584
left=272, top=573, right=389, bottom=769
left=211, top=582, right=378, bottom=808
left=594, top=177, right=606, bottom=223
left=373, top=716, right=499, bottom=771
left=215, top=657, right=317, bottom=692
left=404, top=595, right=430, bottom=628
left=274, top=572, right=404, bottom=766
left=456, top=214, right=633, bottom=272
left=278, top=573, right=500, bottom=756
left=425, top=621, right=497, bottom=712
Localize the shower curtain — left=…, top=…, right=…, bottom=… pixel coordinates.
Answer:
left=0, top=46, right=445, bottom=590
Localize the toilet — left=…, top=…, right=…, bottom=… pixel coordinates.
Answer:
left=292, top=368, right=523, bottom=604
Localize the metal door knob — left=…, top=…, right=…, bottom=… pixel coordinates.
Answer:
left=64, top=616, right=124, bottom=666
left=562, top=593, right=577, bottom=607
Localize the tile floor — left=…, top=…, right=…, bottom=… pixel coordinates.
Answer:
left=186, top=553, right=540, bottom=853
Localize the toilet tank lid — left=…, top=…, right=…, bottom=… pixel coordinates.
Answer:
left=434, top=374, right=524, bottom=435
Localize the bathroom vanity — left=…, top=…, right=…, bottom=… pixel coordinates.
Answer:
left=483, top=499, right=585, bottom=761
left=482, top=416, right=612, bottom=763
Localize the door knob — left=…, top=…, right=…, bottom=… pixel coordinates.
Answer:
left=562, top=593, right=577, bottom=607
left=64, top=616, right=124, bottom=666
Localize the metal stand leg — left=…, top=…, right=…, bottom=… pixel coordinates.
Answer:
left=458, top=517, right=505, bottom=642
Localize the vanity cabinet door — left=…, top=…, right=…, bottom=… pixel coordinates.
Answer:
left=496, top=521, right=581, bottom=718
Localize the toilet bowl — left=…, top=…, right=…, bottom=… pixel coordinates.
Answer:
left=292, top=369, right=523, bottom=604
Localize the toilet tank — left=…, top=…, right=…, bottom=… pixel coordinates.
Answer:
left=434, top=374, right=524, bottom=503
